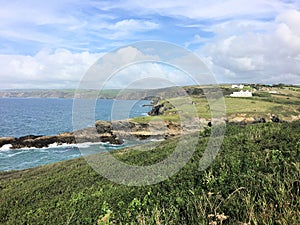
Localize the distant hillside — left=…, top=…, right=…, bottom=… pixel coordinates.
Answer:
left=0, top=86, right=212, bottom=100
left=0, top=89, right=152, bottom=100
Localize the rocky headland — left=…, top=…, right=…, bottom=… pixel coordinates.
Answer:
left=0, top=119, right=184, bottom=149
left=0, top=112, right=288, bottom=150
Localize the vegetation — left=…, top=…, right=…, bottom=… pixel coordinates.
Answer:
left=133, top=90, right=300, bottom=122
left=1, top=121, right=299, bottom=224
left=1, top=84, right=299, bottom=224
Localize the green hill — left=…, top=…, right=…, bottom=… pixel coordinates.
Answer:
left=1, top=122, right=299, bottom=224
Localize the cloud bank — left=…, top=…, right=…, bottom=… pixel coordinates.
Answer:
left=0, top=49, right=101, bottom=89
left=199, top=9, right=300, bottom=84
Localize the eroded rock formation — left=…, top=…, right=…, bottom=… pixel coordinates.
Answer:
left=0, top=119, right=183, bottom=149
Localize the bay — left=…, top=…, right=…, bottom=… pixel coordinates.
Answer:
left=0, top=98, right=152, bottom=171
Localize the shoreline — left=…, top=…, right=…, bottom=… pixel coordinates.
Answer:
left=0, top=119, right=183, bottom=150
left=1, top=114, right=294, bottom=150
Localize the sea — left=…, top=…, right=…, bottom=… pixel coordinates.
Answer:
left=0, top=98, right=152, bottom=171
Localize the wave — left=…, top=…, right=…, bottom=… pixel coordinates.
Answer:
left=148, top=138, right=164, bottom=142
left=4, top=151, right=25, bottom=158
left=47, top=142, right=78, bottom=149
left=0, top=144, right=13, bottom=151
left=0, top=141, right=124, bottom=152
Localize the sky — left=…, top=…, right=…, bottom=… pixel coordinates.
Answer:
left=0, top=0, right=300, bottom=89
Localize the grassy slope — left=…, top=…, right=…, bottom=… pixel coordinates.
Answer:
left=1, top=122, right=299, bottom=224
left=135, top=85, right=300, bottom=121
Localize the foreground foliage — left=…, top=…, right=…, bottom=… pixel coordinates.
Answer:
left=0, top=122, right=299, bottom=224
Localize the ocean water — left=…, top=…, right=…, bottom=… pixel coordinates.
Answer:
left=0, top=98, right=152, bottom=171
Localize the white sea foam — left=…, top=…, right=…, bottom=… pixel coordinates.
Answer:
left=76, top=142, right=103, bottom=148
left=14, top=142, right=78, bottom=150
left=48, top=142, right=78, bottom=149
left=0, top=141, right=121, bottom=152
left=6, top=151, right=25, bottom=158
left=11, top=146, right=42, bottom=151
left=47, top=141, right=112, bottom=149
left=149, top=138, right=164, bottom=142
left=0, top=144, right=12, bottom=151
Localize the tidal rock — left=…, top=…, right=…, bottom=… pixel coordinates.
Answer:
left=0, top=123, right=123, bottom=149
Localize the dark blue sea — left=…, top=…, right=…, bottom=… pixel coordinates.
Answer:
left=0, top=98, right=152, bottom=171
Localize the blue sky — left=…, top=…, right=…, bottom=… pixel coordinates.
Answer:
left=0, top=0, right=300, bottom=88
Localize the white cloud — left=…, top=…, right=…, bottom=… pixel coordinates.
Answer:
left=0, top=1, right=159, bottom=53
left=105, top=62, right=195, bottom=89
left=0, top=49, right=101, bottom=89
left=113, top=19, right=158, bottom=30
left=275, top=10, right=300, bottom=50
left=184, top=34, right=208, bottom=48
left=103, top=0, right=297, bottom=20
left=197, top=9, right=300, bottom=84
left=77, top=45, right=197, bottom=89
left=1, top=45, right=192, bottom=90
left=104, top=19, right=159, bottom=39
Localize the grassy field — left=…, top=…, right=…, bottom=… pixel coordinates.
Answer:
left=133, top=90, right=300, bottom=122
left=1, top=122, right=299, bottom=224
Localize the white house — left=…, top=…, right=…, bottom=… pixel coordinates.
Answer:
left=230, top=90, right=252, bottom=97
left=231, top=84, right=244, bottom=89
left=268, top=90, right=278, bottom=94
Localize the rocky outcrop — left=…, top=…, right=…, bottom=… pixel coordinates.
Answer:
left=148, top=104, right=165, bottom=116
left=148, top=102, right=175, bottom=116
left=110, top=120, right=181, bottom=140
left=0, top=119, right=184, bottom=149
left=1, top=111, right=294, bottom=150
left=0, top=123, right=124, bottom=149
left=0, top=135, right=72, bottom=149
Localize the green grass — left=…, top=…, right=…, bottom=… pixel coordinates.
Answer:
left=151, top=88, right=300, bottom=121
left=225, top=98, right=279, bottom=114
left=1, top=122, right=299, bottom=224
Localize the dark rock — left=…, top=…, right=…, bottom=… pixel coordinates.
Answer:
left=271, top=115, right=280, bottom=123
left=18, top=135, right=43, bottom=141
left=95, top=120, right=112, bottom=133
left=185, top=87, right=204, bottom=96
left=1, top=123, right=124, bottom=149
left=260, top=118, right=266, bottom=123
left=0, top=137, right=16, bottom=148
left=148, top=102, right=175, bottom=116
left=148, top=104, right=164, bottom=116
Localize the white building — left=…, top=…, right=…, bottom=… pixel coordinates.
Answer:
left=231, top=84, right=244, bottom=89
left=230, top=90, right=252, bottom=97
left=268, top=90, right=278, bottom=94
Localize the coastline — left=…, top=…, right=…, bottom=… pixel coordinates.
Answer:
left=1, top=84, right=299, bottom=150
left=1, top=114, right=295, bottom=150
